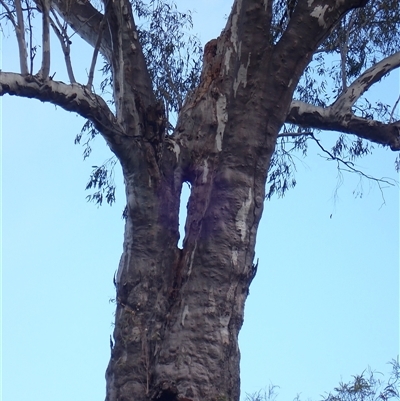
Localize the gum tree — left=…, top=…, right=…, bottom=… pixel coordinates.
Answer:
left=1, top=1, right=399, bottom=401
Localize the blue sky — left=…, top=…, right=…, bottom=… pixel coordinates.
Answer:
left=2, top=1, right=399, bottom=401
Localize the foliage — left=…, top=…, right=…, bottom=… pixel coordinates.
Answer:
left=79, top=0, right=202, bottom=203
left=134, top=0, right=202, bottom=123
left=98, top=0, right=202, bottom=128
left=245, top=384, right=280, bottom=401
left=74, top=120, right=98, bottom=160
left=266, top=0, right=400, bottom=199
left=85, top=158, right=118, bottom=207
left=245, top=359, right=400, bottom=401
left=2, top=0, right=398, bottom=204
left=323, top=360, right=400, bottom=401
left=266, top=135, right=301, bottom=200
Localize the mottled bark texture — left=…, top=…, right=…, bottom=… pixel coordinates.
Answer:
left=1, top=1, right=397, bottom=401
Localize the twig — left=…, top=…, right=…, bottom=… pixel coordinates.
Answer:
left=0, top=0, right=17, bottom=28
left=26, top=0, right=35, bottom=75
left=310, top=133, right=396, bottom=187
left=277, top=131, right=313, bottom=138
left=389, top=94, right=400, bottom=123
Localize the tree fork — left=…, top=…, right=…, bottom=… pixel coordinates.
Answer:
left=2, top=0, right=395, bottom=400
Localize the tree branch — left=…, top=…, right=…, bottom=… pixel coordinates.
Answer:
left=287, top=100, right=400, bottom=150
left=310, top=132, right=395, bottom=187
left=0, top=0, right=17, bottom=28
left=49, top=10, right=76, bottom=83
left=51, top=0, right=156, bottom=134
left=26, top=1, right=35, bottom=75
left=309, top=132, right=396, bottom=208
left=50, top=0, right=113, bottom=63
left=332, top=51, right=400, bottom=113
left=263, top=0, right=370, bottom=131
left=13, top=0, right=29, bottom=74
left=0, top=71, right=125, bottom=146
left=338, top=12, right=357, bottom=93
left=104, top=0, right=156, bottom=130
left=287, top=52, right=400, bottom=151
left=38, top=0, right=51, bottom=79
left=390, top=95, right=400, bottom=123
left=86, top=7, right=108, bottom=89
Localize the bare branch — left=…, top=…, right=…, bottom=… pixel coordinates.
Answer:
left=86, top=8, right=108, bottom=89
left=50, top=0, right=113, bottom=63
left=0, top=0, right=17, bottom=28
left=390, top=95, right=400, bottom=123
left=287, top=52, right=400, bottom=151
left=14, top=0, right=29, bottom=74
left=49, top=10, right=76, bottom=83
left=104, top=0, right=156, bottom=129
left=26, top=1, right=35, bottom=75
left=332, top=51, right=400, bottom=113
left=338, top=11, right=358, bottom=93
left=0, top=71, right=125, bottom=146
left=287, top=100, right=400, bottom=150
left=38, top=0, right=51, bottom=79
left=310, top=132, right=395, bottom=187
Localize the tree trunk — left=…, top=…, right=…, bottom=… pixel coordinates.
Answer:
left=104, top=1, right=368, bottom=399
left=0, top=1, right=374, bottom=400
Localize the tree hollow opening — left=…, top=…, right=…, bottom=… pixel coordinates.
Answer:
left=178, top=182, right=191, bottom=249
